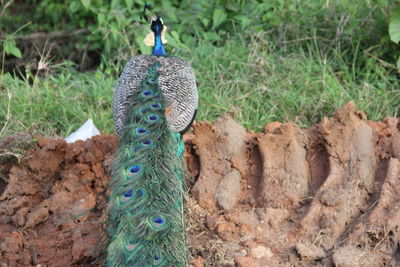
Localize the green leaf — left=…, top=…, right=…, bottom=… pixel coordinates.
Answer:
left=97, top=13, right=106, bottom=25
left=170, top=31, right=182, bottom=45
left=167, top=12, right=178, bottom=23
left=201, top=18, right=209, bottom=27
left=235, top=15, right=251, bottom=29
left=389, top=7, right=400, bottom=43
left=225, top=2, right=240, bottom=12
left=69, top=1, right=80, bottom=13
left=89, top=42, right=102, bottom=50
left=4, top=39, right=22, bottom=58
left=124, top=0, right=133, bottom=7
left=167, top=30, right=188, bottom=50
left=111, top=0, right=119, bottom=9
left=212, top=9, right=227, bottom=29
left=81, top=0, right=91, bottom=9
left=202, top=32, right=222, bottom=41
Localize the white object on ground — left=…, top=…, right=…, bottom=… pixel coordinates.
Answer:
left=65, top=119, right=100, bottom=143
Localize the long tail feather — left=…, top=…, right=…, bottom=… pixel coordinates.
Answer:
left=107, top=62, right=187, bottom=266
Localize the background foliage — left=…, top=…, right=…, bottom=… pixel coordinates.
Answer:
left=1, top=0, right=400, bottom=138
left=2, top=0, right=398, bottom=69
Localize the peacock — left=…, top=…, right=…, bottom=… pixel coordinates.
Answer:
left=106, top=8, right=198, bottom=267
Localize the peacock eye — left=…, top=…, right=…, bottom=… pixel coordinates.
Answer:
left=153, top=255, right=163, bottom=264
left=141, top=90, right=153, bottom=98
left=123, top=190, right=135, bottom=197
left=148, top=215, right=167, bottom=230
left=148, top=77, right=157, bottom=84
left=141, top=139, right=153, bottom=147
left=153, top=217, right=165, bottom=224
left=146, top=113, right=160, bottom=124
left=126, top=165, right=142, bottom=179
left=149, top=114, right=158, bottom=120
left=120, top=189, right=136, bottom=203
left=136, top=127, right=147, bottom=135
left=129, top=165, right=140, bottom=173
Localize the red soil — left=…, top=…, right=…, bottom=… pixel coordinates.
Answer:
left=1, top=102, right=400, bottom=266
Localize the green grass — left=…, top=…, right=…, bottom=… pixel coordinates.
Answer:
left=1, top=1, right=400, bottom=138
left=1, top=33, right=399, bottom=138
left=0, top=68, right=115, bottom=137
left=192, top=34, right=400, bottom=130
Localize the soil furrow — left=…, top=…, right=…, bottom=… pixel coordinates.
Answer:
left=0, top=102, right=399, bottom=266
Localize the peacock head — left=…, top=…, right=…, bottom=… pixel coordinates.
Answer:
left=150, top=16, right=166, bottom=56
left=151, top=16, right=164, bottom=35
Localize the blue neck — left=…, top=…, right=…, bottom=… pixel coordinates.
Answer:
left=152, top=32, right=166, bottom=56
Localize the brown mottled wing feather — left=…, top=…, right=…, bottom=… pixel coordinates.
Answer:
left=112, top=55, right=198, bottom=136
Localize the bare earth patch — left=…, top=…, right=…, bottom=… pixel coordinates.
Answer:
left=1, top=102, right=400, bottom=266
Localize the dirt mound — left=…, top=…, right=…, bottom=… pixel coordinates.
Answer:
left=1, top=102, right=400, bottom=266
left=0, top=136, right=118, bottom=266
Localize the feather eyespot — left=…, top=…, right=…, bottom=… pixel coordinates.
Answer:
left=123, top=189, right=135, bottom=197
left=135, top=127, right=148, bottom=135
left=120, top=189, right=136, bottom=203
left=146, top=114, right=160, bottom=123
left=153, top=217, right=165, bottom=224
left=153, top=255, right=164, bottom=265
left=141, top=139, right=153, bottom=147
left=141, top=89, right=154, bottom=98
left=147, top=77, right=157, bottom=84
left=126, top=165, right=141, bottom=179
left=148, top=215, right=167, bottom=230
left=149, top=103, right=162, bottom=110
left=129, top=165, right=140, bottom=173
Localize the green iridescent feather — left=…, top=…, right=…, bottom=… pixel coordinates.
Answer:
left=106, top=62, right=188, bottom=266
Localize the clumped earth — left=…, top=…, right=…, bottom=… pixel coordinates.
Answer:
left=1, top=102, right=400, bottom=267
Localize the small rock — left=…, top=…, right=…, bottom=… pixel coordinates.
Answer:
left=239, top=223, right=253, bottom=237
left=256, top=207, right=289, bottom=228
left=295, top=243, right=325, bottom=260
left=206, top=214, right=220, bottom=230
left=190, top=257, right=205, bottom=267
left=320, top=189, right=340, bottom=206
left=24, top=206, right=49, bottom=228
left=216, top=222, right=237, bottom=241
left=12, top=207, right=29, bottom=227
left=264, top=121, right=282, bottom=133
left=234, top=256, right=255, bottom=267
left=216, top=169, right=241, bottom=211
left=251, top=245, right=273, bottom=259
left=0, top=236, right=21, bottom=252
